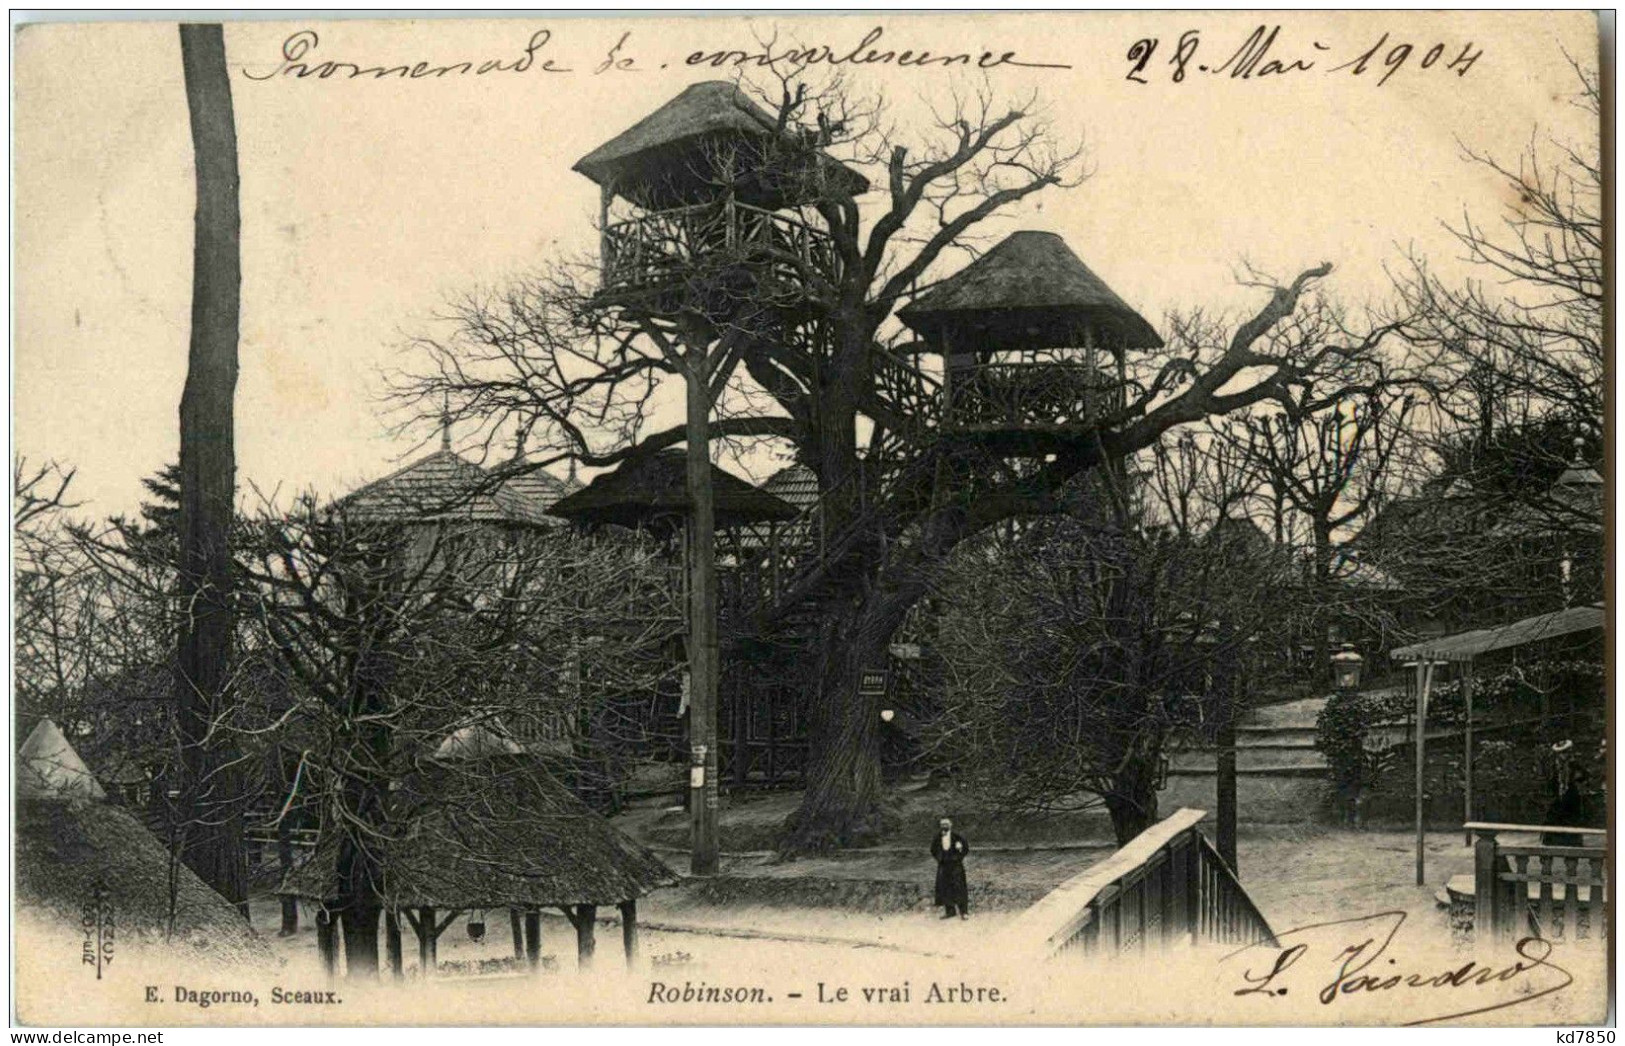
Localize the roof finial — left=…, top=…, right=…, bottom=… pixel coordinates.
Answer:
left=567, top=455, right=579, bottom=485
left=1572, top=435, right=1587, bottom=464
left=440, top=392, right=452, bottom=452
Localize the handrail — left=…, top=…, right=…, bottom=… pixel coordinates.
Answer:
left=1006, top=807, right=1275, bottom=960
left=1465, top=821, right=1608, bottom=837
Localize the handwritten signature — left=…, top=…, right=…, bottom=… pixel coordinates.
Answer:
left=1224, top=911, right=1574, bottom=1025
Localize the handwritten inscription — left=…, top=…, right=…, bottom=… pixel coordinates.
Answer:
left=1126, top=25, right=1482, bottom=86
left=239, top=26, right=1071, bottom=84
left=242, top=29, right=571, bottom=81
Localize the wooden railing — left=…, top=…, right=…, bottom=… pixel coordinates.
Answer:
left=601, top=199, right=836, bottom=295
left=1469, top=822, right=1608, bottom=943
left=1007, top=808, right=1275, bottom=960
left=943, top=359, right=1123, bottom=435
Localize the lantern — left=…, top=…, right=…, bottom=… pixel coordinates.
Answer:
left=1331, top=643, right=1365, bottom=691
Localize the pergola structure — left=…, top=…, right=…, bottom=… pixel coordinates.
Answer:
left=1390, top=601, right=1605, bottom=885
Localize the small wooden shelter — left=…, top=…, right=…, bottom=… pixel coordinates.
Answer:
left=277, top=725, right=678, bottom=977
left=16, top=720, right=272, bottom=968
left=898, top=230, right=1163, bottom=454
left=547, top=449, right=797, bottom=539
left=1390, top=601, right=1605, bottom=885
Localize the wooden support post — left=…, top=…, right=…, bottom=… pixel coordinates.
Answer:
left=575, top=905, right=597, bottom=969
left=1182, top=839, right=1201, bottom=945
left=1473, top=828, right=1500, bottom=949
left=510, top=909, right=524, bottom=961
left=684, top=348, right=720, bottom=877
left=1217, top=675, right=1238, bottom=874
left=620, top=900, right=638, bottom=968
left=524, top=910, right=542, bottom=968
left=1415, top=660, right=1434, bottom=886
left=384, top=910, right=403, bottom=980
left=1462, top=663, right=1476, bottom=846
left=316, top=908, right=338, bottom=977
left=598, top=183, right=613, bottom=275
left=417, top=906, right=436, bottom=978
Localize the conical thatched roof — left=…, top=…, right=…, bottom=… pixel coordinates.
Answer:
left=548, top=449, right=797, bottom=534
left=15, top=723, right=271, bottom=967
left=338, top=449, right=559, bottom=528
left=899, top=231, right=1163, bottom=352
left=19, top=719, right=106, bottom=801
left=277, top=751, right=678, bottom=910
left=574, top=81, right=868, bottom=210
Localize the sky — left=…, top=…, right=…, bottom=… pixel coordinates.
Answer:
left=12, top=12, right=1600, bottom=519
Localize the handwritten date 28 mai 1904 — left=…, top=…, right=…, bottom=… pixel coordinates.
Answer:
left=1126, top=25, right=1482, bottom=87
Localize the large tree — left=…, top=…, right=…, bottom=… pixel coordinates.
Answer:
left=175, top=22, right=247, bottom=909
left=399, top=73, right=1383, bottom=851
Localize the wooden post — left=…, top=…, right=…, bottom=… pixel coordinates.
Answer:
left=1182, top=838, right=1201, bottom=944
left=1473, top=828, right=1500, bottom=948
left=620, top=900, right=638, bottom=968
left=417, top=906, right=436, bottom=978
left=574, top=905, right=597, bottom=969
left=316, top=908, right=338, bottom=977
left=1462, top=662, right=1476, bottom=846
left=524, top=910, right=542, bottom=968
left=1415, top=661, right=1435, bottom=886
left=510, top=909, right=524, bottom=961
left=384, top=910, right=403, bottom=980
left=1216, top=673, right=1238, bottom=874
left=684, top=349, right=720, bottom=876
left=599, top=182, right=613, bottom=276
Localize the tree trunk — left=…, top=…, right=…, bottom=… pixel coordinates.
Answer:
left=1311, top=521, right=1333, bottom=688
left=1104, top=750, right=1161, bottom=846
left=174, top=22, right=245, bottom=913
left=783, top=588, right=913, bottom=852
left=338, top=905, right=380, bottom=978
left=277, top=824, right=299, bottom=935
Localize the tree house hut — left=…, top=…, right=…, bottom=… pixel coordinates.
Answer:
left=16, top=720, right=273, bottom=969
left=573, top=80, right=866, bottom=316
left=897, top=230, right=1164, bottom=456
left=277, top=723, right=678, bottom=978
left=548, top=450, right=805, bottom=780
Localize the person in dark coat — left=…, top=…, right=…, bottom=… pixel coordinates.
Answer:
left=931, top=817, right=970, bottom=919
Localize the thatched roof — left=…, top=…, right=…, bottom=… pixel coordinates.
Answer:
left=16, top=722, right=271, bottom=967
left=573, top=81, right=868, bottom=210
left=548, top=449, right=797, bottom=533
left=337, top=449, right=563, bottom=528
left=898, top=231, right=1163, bottom=352
left=19, top=719, right=105, bottom=801
left=277, top=750, right=678, bottom=909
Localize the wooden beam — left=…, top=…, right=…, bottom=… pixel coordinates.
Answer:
left=575, top=904, right=597, bottom=969
left=619, top=900, right=638, bottom=968
left=434, top=909, right=460, bottom=937
left=384, top=910, right=403, bottom=980
left=417, top=906, right=436, bottom=978
left=1462, top=662, right=1476, bottom=846
left=1415, top=661, right=1435, bottom=886
left=524, top=910, right=542, bottom=969
left=316, top=908, right=338, bottom=977
left=510, top=909, right=525, bottom=961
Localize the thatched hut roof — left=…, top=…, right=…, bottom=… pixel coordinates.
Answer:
left=19, top=718, right=105, bottom=801
left=16, top=722, right=271, bottom=967
left=898, top=231, right=1163, bottom=352
left=277, top=750, right=678, bottom=910
left=548, top=449, right=797, bottom=534
left=337, top=448, right=562, bottom=528
left=573, top=81, right=868, bottom=210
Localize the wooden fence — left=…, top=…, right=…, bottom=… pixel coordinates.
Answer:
left=1468, top=822, right=1608, bottom=943
left=1008, top=808, right=1275, bottom=960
